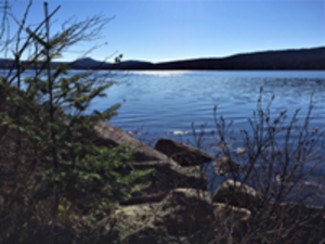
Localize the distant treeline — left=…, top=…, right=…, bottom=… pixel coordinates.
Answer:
left=1, top=47, right=325, bottom=70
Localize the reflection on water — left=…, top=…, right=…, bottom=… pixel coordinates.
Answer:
left=93, top=70, right=325, bottom=205
left=3, top=69, right=325, bottom=205
left=94, top=71, right=325, bottom=144
left=129, top=70, right=190, bottom=77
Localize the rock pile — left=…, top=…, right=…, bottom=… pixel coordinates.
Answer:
left=94, top=123, right=325, bottom=243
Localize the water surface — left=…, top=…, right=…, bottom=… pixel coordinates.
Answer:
left=95, top=70, right=325, bottom=205
left=94, top=70, right=325, bottom=147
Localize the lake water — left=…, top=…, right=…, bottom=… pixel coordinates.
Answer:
left=3, top=69, right=325, bottom=204
left=94, top=70, right=325, bottom=147
left=94, top=70, right=325, bottom=205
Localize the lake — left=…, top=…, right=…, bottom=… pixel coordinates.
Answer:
left=3, top=69, right=325, bottom=204
left=94, top=70, right=325, bottom=205
left=94, top=70, right=325, bottom=147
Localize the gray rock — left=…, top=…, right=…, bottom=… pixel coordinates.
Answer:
left=212, top=179, right=262, bottom=211
left=155, top=138, right=213, bottom=166
left=94, top=123, right=207, bottom=204
left=101, top=188, right=251, bottom=243
left=122, top=163, right=207, bottom=204
left=94, top=123, right=177, bottom=163
left=215, top=156, right=241, bottom=175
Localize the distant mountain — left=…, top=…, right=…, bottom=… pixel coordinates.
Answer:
left=69, top=57, right=112, bottom=69
left=1, top=47, right=325, bottom=70
left=68, top=58, right=153, bottom=70
left=152, top=47, right=325, bottom=70
left=220, top=47, right=325, bottom=70
left=113, top=60, right=154, bottom=69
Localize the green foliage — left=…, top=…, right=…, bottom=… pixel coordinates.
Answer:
left=0, top=1, right=152, bottom=242
left=41, top=146, right=152, bottom=212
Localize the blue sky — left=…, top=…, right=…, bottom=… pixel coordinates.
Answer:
left=6, top=0, right=325, bottom=62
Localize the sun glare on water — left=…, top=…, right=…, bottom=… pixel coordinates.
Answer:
left=130, top=70, right=190, bottom=77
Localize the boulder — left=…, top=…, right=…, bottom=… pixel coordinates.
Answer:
left=100, top=188, right=251, bottom=243
left=215, top=156, right=241, bottom=175
left=122, top=163, right=207, bottom=204
left=95, top=187, right=325, bottom=243
left=94, top=123, right=177, bottom=163
left=154, top=138, right=213, bottom=166
left=212, top=179, right=262, bottom=211
left=94, top=123, right=207, bottom=204
left=158, top=188, right=251, bottom=233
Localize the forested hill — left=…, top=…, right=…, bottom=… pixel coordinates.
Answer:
left=1, top=47, right=325, bottom=70
left=152, top=47, right=325, bottom=70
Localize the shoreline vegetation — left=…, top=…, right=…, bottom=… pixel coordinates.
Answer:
left=1, top=1, right=324, bottom=243
left=1, top=106, right=325, bottom=242
left=1, top=46, right=325, bottom=70
left=1, top=80, right=324, bottom=242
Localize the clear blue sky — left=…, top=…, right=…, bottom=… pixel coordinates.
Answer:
left=6, top=0, right=325, bottom=62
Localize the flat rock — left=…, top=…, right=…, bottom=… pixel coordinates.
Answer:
left=94, top=123, right=178, bottom=163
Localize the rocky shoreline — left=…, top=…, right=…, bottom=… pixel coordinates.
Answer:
left=93, top=123, right=325, bottom=243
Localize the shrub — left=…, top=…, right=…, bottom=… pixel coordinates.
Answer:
left=0, top=1, right=151, bottom=242
left=197, top=88, right=325, bottom=243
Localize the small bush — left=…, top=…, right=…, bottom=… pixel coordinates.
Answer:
left=193, top=88, right=325, bottom=243
left=0, top=2, right=151, bottom=243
